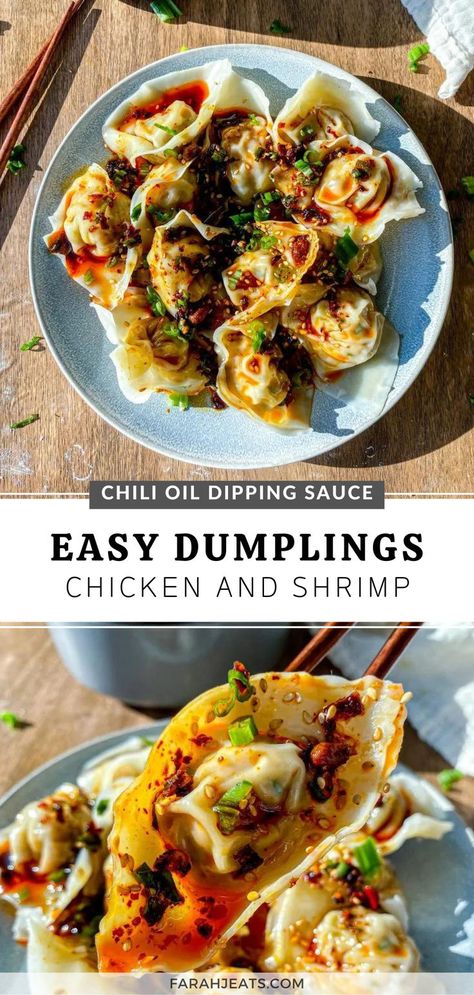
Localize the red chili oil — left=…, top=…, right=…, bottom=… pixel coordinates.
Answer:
left=121, top=81, right=209, bottom=128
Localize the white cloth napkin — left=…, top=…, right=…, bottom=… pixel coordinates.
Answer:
left=326, top=624, right=474, bottom=774
left=401, top=0, right=474, bottom=97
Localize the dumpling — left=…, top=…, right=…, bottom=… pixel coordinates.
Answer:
left=103, top=61, right=231, bottom=165
left=44, top=163, right=139, bottom=309
left=147, top=210, right=230, bottom=319
left=2, top=784, right=91, bottom=877
left=312, top=907, right=419, bottom=971
left=214, top=311, right=314, bottom=431
left=273, top=72, right=380, bottom=149
left=209, top=69, right=274, bottom=204
left=129, top=159, right=198, bottom=252
left=97, top=670, right=407, bottom=971
left=283, top=285, right=384, bottom=380
left=94, top=287, right=209, bottom=403
left=222, top=221, right=319, bottom=319
left=365, top=771, right=453, bottom=854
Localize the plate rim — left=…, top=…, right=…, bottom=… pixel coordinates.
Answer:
left=29, top=43, right=454, bottom=470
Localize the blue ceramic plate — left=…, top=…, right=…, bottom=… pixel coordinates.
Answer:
left=0, top=723, right=472, bottom=973
left=29, top=44, right=453, bottom=469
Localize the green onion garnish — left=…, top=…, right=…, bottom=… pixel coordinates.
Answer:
left=261, top=190, right=281, bottom=204
left=253, top=205, right=271, bottom=221
left=150, top=0, right=182, bottom=22
left=461, top=176, right=474, bottom=199
left=131, top=203, right=142, bottom=222
left=148, top=205, right=174, bottom=223
left=218, top=781, right=253, bottom=806
left=96, top=798, right=109, bottom=815
left=407, top=41, right=430, bottom=72
left=300, top=124, right=316, bottom=139
left=83, top=269, right=94, bottom=285
left=269, top=19, right=292, bottom=35
left=247, top=113, right=261, bottom=125
left=163, top=321, right=186, bottom=340
left=228, top=666, right=253, bottom=702
left=6, top=144, right=26, bottom=175
left=249, top=321, right=266, bottom=353
left=353, top=837, right=381, bottom=878
left=438, top=768, right=463, bottom=792
left=335, top=227, right=359, bottom=267
left=295, top=158, right=314, bottom=177
left=169, top=392, right=189, bottom=410
left=303, top=149, right=322, bottom=166
left=17, top=887, right=30, bottom=903
left=146, top=284, right=167, bottom=317
left=163, top=149, right=178, bottom=158
left=228, top=715, right=258, bottom=747
left=227, top=269, right=242, bottom=290
left=0, top=711, right=29, bottom=728
left=10, top=414, right=39, bottom=430
left=48, top=869, right=67, bottom=883
left=259, top=234, right=277, bottom=251
left=334, top=860, right=351, bottom=879
left=230, top=211, right=253, bottom=226
left=155, top=123, right=178, bottom=135
left=20, top=335, right=42, bottom=352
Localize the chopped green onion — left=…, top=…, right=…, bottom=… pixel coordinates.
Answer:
left=169, top=392, right=189, bottom=410
left=461, top=176, right=474, bottom=199
left=227, top=269, right=242, bottom=290
left=180, top=45, right=189, bottom=52
left=438, top=768, right=463, bottom=792
left=250, top=324, right=266, bottom=352
left=155, top=123, right=178, bottom=135
left=295, top=158, right=314, bottom=177
left=353, top=837, right=381, bottom=878
left=228, top=715, right=258, bottom=747
left=131, top=203, right=142, bottom=222
left=247, top=113, right=261, bottom=125
left=300, top=124, right=316, bottom=139
left=10, top=414, right=39, bottom=430
left=334, top=860, right=351, bottom=879
left=0, top=711, right=29, bottom=728
left=261, top=190, right=281, bottom=204
left=303, top=149, right=322, bottom=166
left=148, top=205, right=174, bottom=223
left=163, top=321, right=186, bottom=340
left=83, top=268, right=94, bottom=285
left=259, top=234, right=277, bottom=251
left=146, top=284, right=167, bottom=317
left=253, top=205, right=271, bottom=221
left=150, top=0, right=182, bottom=21
left=48, top=869, right=67, bottom=883
left=407, top=41, right=430, bottom=72
left=17, top=886, right=30, bottom=903
left=269, top=19, right=292, bottom=35
left=228, top=666, right=253, bottom=702
left=230, top=211, right=253, bottom=226
left=219, top=781, right=253, bottom=806
left=211, top=148, right=226, bottom=163
left=335, top=227, right=359, bottom=267
left=163, top=149, right=178, bottom=158
left=20, top=335, right=42, bottom=352
left=141, top=736, right=156, bottom=747
left=96, top=798, right=109, bottom=815
left=6, top=144, right=26, bottom=175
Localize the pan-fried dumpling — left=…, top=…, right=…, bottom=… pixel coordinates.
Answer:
left=222, top=222, right=319, bottom=319
left=3, top=784, right=91, bottom=877
left=209, top=69, right=274, bottom=203
left=214, top=311, right=314, bottom=431
left=97, top=671, right=406, bottom=972
left=365, top=771, right=453, bottom=854
left=273, top=72, right=380, bottom=149
left=94, top=287, right=209, bottom=403
left=284, top=286, right=384, bottom=380
left=148, top=210, right=229, bottom=319
left=103, top=61, right=231, bottom=165
left=44, top=163, right=139, bottom=309
left=129, top=160, right=198, bottom=252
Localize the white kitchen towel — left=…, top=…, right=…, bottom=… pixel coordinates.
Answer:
left=327, top=624, right=474, bottom=773
left=401, top=0, right=474, bottom=97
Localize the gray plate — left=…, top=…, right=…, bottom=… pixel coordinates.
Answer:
left=0, top=723, right=473, bottom=973
left=29, top=44, right=453, bottom=469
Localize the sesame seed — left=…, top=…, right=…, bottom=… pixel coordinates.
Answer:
left=373, top=726, right=383, bottom=741
left=318, top=711, right=325, bottom=725
left=269, top=718, right=283, bottom=730
left=383, top=782, right=391, bottom=794
left=303, top=710, right=313, bottom=725
left=317, top=776, right=326, bottom=789
left=401, top=691, right=413, bottom=704
left=247, top=890, right=260, bottom=902
left=204, top=785, right=216, bottom=800
left=365, top=686, right=378, bottom=700
left=352, top=793, right=361, bottom=805
left=317, top=817, right=331, bottom=829
left=327, top=704, right=337, bottom=720
left=122, top=940, right=132, bottom=952
left=191, top=721, right=199, bottom=735
left=362, top=760, right=375, bottom=771
left=259, top=678, right=267, bottom=692
left=305, top=845, right=314, bottom=854
left=283, top=691, right=296, bottom=703
left=206, top=710, right=215, bottom=724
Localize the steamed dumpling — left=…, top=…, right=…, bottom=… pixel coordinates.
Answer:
left=5, top=784, right=91, bottom=876
left=294, top=286, right=384, bottom=379
left=312, top=908, right=419, bottom=971
left=148, top=210, right=229, bottom=318
left=130, top=160, right=198, bottom=251
left=220, top=114, right=274, bottom=203
left=273, top=72, right=380, bottom=148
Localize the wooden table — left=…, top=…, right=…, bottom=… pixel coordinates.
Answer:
left=0, top=626, right=472, bottom=830
left=1, top=0, right=473, bottom=492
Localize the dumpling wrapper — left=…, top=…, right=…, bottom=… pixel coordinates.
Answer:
left=129, top=159, right=198, bottom=253
left=93, top=287, right=208, bottom=403
left=148, top=209, right=228, bottom=318
left=210, top=69, right=274, bottom=204
left=97, top=672, right=406, bottom=972
left=365, top=770, right=454, bottom=854
left=44, top=163, right=139, bottom=309
left=311, top=907, right=420, bottom=972
left=222, top=221, right=319, bottom=320
left=289, top=286, right=384, bottom=380
left=214, top=311, right=314, bottom=432
left=273, top=72, right=380, bottom=148
left=103, top=60, right=231, bottom=165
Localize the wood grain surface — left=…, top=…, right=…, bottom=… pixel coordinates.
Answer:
left=0, top=0, right=473, bottom=492
left=0, top=626, right=472, bottom=829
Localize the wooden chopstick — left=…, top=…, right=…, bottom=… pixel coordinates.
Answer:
left=364, top=622, right=423, bottom=680
left=285, top=622, right=355, bottom=673
left=0, top=0, right=85, bottom=178
left=0, top=41, right=50, bottom=128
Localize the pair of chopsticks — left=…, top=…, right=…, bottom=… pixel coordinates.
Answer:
left=285, top=621, right=422, bottom=680
left=0, top=0, right=87, bottom=178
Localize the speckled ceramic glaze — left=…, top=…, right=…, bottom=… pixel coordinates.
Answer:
left=29, top=44, right=453, bottom=469
left=0, top=725, right=472, bottom=973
